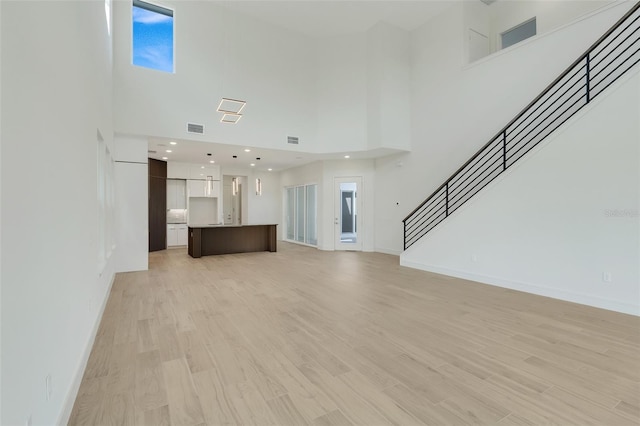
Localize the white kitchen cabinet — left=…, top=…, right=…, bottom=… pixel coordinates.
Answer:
left=167, top=225, right=178, bottom=246
left=189, top=164, right=220, bottom=180
left=177, top=224, right=188, bottom=246
left=167, top=162, right=190, bottom=179
left=167, top=224, right=188, bottom=247
left=187, top=179, right=220, bottom=198
left=167, top=179, right=186, bottom=209
left=188, top=179, right=206, bottom=197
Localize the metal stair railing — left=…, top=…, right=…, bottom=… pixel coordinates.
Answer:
left=403, top=2, right=640, bottom=250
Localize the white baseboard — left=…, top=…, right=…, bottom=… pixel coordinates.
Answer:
left=401, top=259, right=639, bottom=316
left=57, top=270, right=116, bottom=425
left=375, top=247, right=402, bottom=256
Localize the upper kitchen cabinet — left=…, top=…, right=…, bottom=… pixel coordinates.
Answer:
left=167, top=162, right=189, bottom=179
left=167, top=162, right=220, bottom=180
left=188, top=179, right=220, bottom=198
left=167, top=179, right=187, bottom=209
left=189, top=164, right=220, bottom=180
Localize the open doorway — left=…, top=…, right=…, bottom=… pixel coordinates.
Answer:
left=334, top=177, right=363, bottom=250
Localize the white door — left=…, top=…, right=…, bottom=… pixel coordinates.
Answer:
left=334, top=177, right=362, bottom=251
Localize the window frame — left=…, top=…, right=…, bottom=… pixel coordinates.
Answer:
left=131, top=0, right=176, bottom=73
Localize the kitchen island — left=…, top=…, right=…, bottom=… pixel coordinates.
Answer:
left=188, top=224, right=277, bottom=258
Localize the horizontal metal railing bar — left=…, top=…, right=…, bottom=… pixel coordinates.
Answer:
left=406, top=211, right=447, bottom=246
left=405, top=195, right=446, bottom=234
left=405, top=190, right=446, bottom=227
left=505, top=63, right=586, bottom=140
left=404, top=2, right=640, bottom=249
left=448, top=149, right=503, bottom=201
left=506, top=82, right=588, bottom=154
left=448, top=138, right=503, bottom=188
left=505, top=69, right=587, bottom=145
left=591, top=12, right=640, bottom=61
left=592, top=56, right=640, bottom=96
left=506, top=93, right=587, bottom=163
left=449, top=162, right=504, bottom=211
left=403, top=2, right=639, bottom=224
left=591, top=45, right=640, bottom=87
left=406, top=203, right=447, bottom=240
left=506, top=103, right=588, bottom=169
left=590, top=26, right=640, bottom=71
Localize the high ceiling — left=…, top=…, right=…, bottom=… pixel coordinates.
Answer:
left=220, top=1, right=455, bottom=38
left=148, top=1, right=455, bottom=169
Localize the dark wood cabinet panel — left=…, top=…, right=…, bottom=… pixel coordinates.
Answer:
left=188, top=225, right=277, bottom=258
left=149, top=157, right=167, bottom=178
left=149, top=158, right=167, bottom=252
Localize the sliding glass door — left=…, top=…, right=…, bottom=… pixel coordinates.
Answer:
left=285, top=184, right=317, bottom=246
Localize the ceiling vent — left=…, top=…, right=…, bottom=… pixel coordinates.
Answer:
left=287, top=136, right=299, bottom=145
left=187, top=122, right=204, bottom=134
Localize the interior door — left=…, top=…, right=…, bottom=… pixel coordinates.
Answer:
left=334, top=177, right=362, bottom=251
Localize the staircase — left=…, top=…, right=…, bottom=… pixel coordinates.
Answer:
left=403, top=2, right=640, bottom=250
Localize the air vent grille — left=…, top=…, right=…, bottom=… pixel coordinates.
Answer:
left=287, top=136, right=299, bottom=145
left=187, top=123, right=204, bottom=134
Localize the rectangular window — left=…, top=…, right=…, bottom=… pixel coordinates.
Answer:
left=132, top=0, right=174, bottom=73
left=501, top=18, right=536, bottom=50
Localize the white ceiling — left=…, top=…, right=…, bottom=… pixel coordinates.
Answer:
left=220, top=1, right=455, bottom=38
left=148, top=137, right=404, bottom=171
left=148, top=1, right=452, bottom=169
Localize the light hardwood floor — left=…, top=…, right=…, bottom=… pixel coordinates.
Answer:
left=69, top=242, right=640, bottom=425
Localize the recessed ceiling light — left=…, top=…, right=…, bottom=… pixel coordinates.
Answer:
left=268, top=168, right=273, bottom=171
left=244, top=149, right=251, bottom=152
left=166, top=150, right=172, bottom=153
left=344, top=155, right=350, bottom=159
left=162, top=157, right=168, bottom=160
left=209, top=160, right=215, bottom=164
left=201, top=166, right=205, bottom=169
left=250, top=163, right=255, bottom=167
left=169, top=141, right=177, bottom=145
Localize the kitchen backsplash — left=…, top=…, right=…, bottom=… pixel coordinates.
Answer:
left=167, top=209, right=187, bottom=224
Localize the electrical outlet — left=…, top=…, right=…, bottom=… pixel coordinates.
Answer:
left=602, top=272, right=612, bottom=283
left=45, top=374, right=52, bottom=401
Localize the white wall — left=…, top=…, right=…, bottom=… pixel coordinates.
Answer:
left=315, top=33, right=368, bottom=154
left=402, top=71, right=640, bottom=315
left=113, top=1, right=318, bottom=153
left=374, top=2, right=634, bottom=255
left=367, top=22, right=411, bottom=152
left=1, top=1, right=115, bottom=424
left=489, top=0, right=615, bottom=52
left=114, top=136, right=148, bottom=272
left=0, top=1, right=3, bottom=421
left=464, top=0, right=616, bottom=62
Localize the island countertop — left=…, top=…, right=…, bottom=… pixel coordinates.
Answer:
left=188, top=224, right=277, bottom=258
left=188, top=223, right=277, bottom=228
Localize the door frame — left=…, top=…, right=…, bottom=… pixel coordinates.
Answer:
left=334, top=176, right=363, bottom=251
